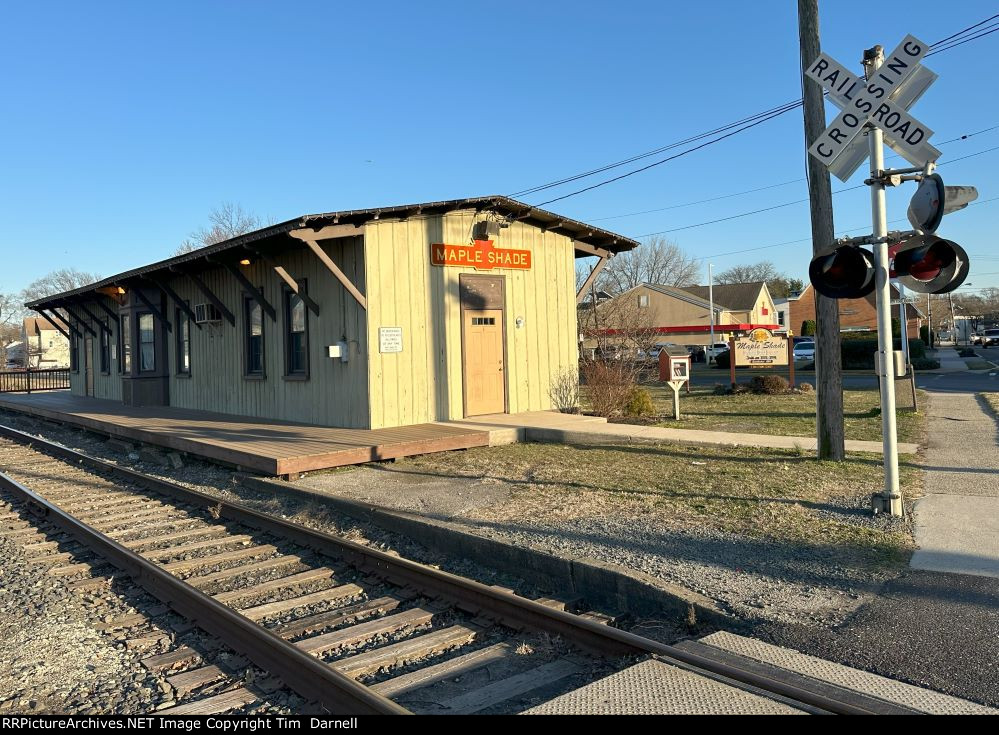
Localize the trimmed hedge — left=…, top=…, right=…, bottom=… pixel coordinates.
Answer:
left=841, top=337, right=926, bottom=367
left=716, top=337, right=927, bottom=370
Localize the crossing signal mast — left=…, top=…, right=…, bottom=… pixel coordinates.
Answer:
left=810, top=173, right=976, bottom=300
left=804, top=34, right=978, bottom=516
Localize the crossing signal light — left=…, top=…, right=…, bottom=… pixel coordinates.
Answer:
left=907, top=173, right=978, bottom=235
left=808, top=246, right=876, bottom=299
left=891, top=235, right=969, bottom=294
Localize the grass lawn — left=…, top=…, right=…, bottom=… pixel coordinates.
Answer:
left=612, top=386, right=926, bottom=444
left=394, top=441, right=920, bottom=568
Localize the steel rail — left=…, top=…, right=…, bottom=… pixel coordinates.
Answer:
left=0, top=423, right=885, bottom=715
left=0, top=468, right=408, bottom=716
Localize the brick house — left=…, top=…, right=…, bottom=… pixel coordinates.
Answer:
left=786, top=284, right=923, bottom=338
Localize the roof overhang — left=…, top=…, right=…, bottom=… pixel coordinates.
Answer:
left=26, top=195, right=638, bottom=310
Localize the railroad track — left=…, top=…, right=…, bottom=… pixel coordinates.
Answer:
left=0, top=423, right=914, bottom=715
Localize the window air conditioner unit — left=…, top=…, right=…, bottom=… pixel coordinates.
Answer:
left=194, top=303, right=222, bottom=324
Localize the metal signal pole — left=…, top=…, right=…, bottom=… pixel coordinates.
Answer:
left=798, top=0, right=845, bottom=461
left=864, top=46, right=902, bottom=517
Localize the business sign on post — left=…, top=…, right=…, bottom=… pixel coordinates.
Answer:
left=431, top=239, right=532, bottom=270
left=732, top=329, right=789, bottom=367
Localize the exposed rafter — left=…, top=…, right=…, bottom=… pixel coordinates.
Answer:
left=219, top=260, right=277, bottom=322
left=34, top=308, right=70, bottom=341
left=572, top=241, right=613, bottom=259
left=62, top=304, right=96, bottom=337
left=576, top=256, right=611, bottom=305
left=181, top=270, right=236, bottom=326
left=147, top=276, right=203, bottom=331
left=72, top=299, right=113, bottom=335
left=288, top=229, right=366, bottom=311
left=92, top=297, right=121, bottom=325
left=131, top=287, right=173, bottom=333
left=250, top=249, right=321, bottom=317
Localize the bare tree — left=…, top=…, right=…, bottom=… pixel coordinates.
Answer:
left=714, top=260, right=803, bottom=298
left=0, top=293, right=23, bottom=366
left=19, top=268, right=102, bottom=303
left=176, top=202, right=264, bottom=255
left=597, top=236, right=700, bottom=294
left=580, top=288, right=661, bottom=358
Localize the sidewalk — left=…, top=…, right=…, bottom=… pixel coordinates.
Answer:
left=445, top=410, right=919, bottom=455
left=926, top=348, right=970, bottom=373
left=910, top=392, right=999, bottom=577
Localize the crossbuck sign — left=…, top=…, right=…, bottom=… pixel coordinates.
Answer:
left=807, top=35, right=941, bottom=180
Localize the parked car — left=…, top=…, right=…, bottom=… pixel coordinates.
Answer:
left=793, top=340, right=816, bottom=361
left=686, top=345, right=706, bottom=363
left=982, top=329, right=999, bottom=347
left=646, top=342, right=682, bottom=360
left=705, top=342, right=730, bottom=364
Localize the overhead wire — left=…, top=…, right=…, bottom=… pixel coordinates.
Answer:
left=508, top=13, right=999, bottom=209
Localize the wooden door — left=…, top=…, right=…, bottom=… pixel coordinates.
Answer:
left=84, top=337, right=94, bottom=396
left=463, top=309, right=505, bottom=416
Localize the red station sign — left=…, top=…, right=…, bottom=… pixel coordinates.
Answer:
left=430, top=240, right=532, bottom=270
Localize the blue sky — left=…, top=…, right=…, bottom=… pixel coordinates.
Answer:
left=1, top=1, right=997, bottom=295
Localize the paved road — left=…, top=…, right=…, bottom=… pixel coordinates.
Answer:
left=762, top=570, right=999, bottom=707
left=688, top=365, right=999, bottom=393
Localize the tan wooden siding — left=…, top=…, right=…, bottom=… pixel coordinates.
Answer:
left=165, top=236, right=370, bottom=428
left=364, top=211, right=578, bottom=428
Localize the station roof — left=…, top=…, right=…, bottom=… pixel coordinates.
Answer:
left=26, top=196, right=639, bottom=309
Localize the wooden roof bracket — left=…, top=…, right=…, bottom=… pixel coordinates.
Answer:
left=218, top=259, right=277, bottom=322
left=576, top=253, right=611, bottom=305
left=131, top=286, right=173, bottom=333
left=250, top=248, right=321, bottom=317
left=178, top=269, right=237, bottom=326
left=72, top=298, right=113, bottom=335
left=34, top=308, right=71, bottom=341
left=147, top=276, right=202, bottom=330
left=288, top=228, right=367, bottom=311
left=572, top=241, right=613, bottom=259
left=62, top=305, right=96, bottom=338
left=92, top=296, right=121, bottom=325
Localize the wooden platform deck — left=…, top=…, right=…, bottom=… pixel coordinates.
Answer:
left=0, top=392, right=489, bottom=476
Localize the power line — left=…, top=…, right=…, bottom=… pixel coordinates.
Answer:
left=509, top=100, right=804, bottom=199
left=534, top=103, right=802, bottom=207
left=587, top=179, right=803, bottom=222
left=687, top=195, right=999, bottom=263
left=588, top=123, right=999, bottom=224
left=508, top=13, right=999, bottom=208
left=629, top=142, right=998, bottom=239
left=928, top=14, right=999, bottom=47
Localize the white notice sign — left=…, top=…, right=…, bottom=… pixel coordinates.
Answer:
left=379, top=327, right=403, bottom=353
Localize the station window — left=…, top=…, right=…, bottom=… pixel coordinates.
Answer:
left=120, top=315, right=131, bottom=373
left=99, top=326, right=110, bottom=374
left=244, top=296, right=265, bottom=378
left=638, top=294, right=649, bottom=308
left=176, top=307, right=191, bottom=376
left=284, top=283, right=309, bottom=379
left=138, top=313, right=155, bottom=372
left=471, top=317, right=496, bottom=326
left=70, top=333, right=79, bottom=373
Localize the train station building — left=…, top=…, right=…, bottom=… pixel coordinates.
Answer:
left=21, top=197, right=636, bottom=438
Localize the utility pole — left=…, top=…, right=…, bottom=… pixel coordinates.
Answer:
left=864, top=45, right=902, bottom=517
left=797, top=0, right=845, bottom=461
left=709, top=263, right=715, bottom=359
left=927, top=293, right=932, bottom=348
